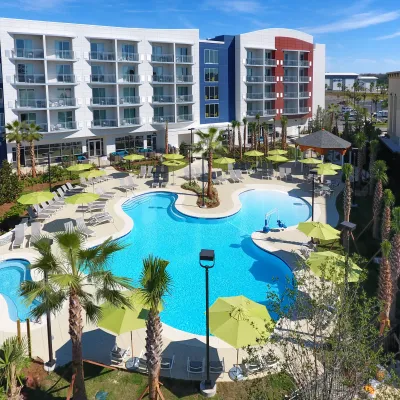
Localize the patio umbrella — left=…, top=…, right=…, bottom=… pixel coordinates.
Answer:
left=123, top=154, right=145, bottom=171
left=244, top=150, right=264, bottom=171
left=163, top=154, right=185, bottom=161
left=297, top=222, right=340, bottom=241
left=268, top=149, right=288, bottom=156
left=18, top=191, right=54, bottom=205
left=65, top=192, right=100, bottom=215
left=319, top=162, right=342, bottom=170
left=299, top=158, right=322, bottom=165
left=80, top=169, right=106, bottom=192
left=311, top=167, right=338, bottom=177
left=307, top=251, right=362, bottom=283
left=66, top=164, right=92, bottom=172
left=266, top=155, right=289, bottom=163
left=213, top=157, right=236, bottom=171
left=162, top=160, right=186, bottom=185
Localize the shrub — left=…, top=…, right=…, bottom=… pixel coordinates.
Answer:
left=0, top=203, right=28, bottom=231
left=0, top=160, right=23, bottom=205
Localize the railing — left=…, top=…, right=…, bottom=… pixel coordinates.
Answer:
left=284, top=92, right=299, bottom=98
left=49, top=98, right=77, bottom=107
left=246, top=110, right=263, bottom=116
left=177, top=114, right=193, bottom=122
left=152, top=75, right=174, bottom=83
left=48, top=74, right=76, bottom=83
left=22, top=121, right=47, bottom=131
left=245, top=58, right=264, bottom=66
left=120, top=74, right=141, bottom=83
left=121, top=117, right=141, bottom=126
left=92, top=119, right=118, bottom=128
left=245, top=76, right=264, bottom=83
left=176, top=55, right=193, bottom=63
left=246, top=93, right=264, bottom=100
left=90, top=74, right=116, bottom=83
left=299, top=60, right=309, bottom=67
left=89, top=51, right=116, bottom=61
left=12, top=49, right=44, bottom=59
left=53, top=50, right=75, bottom=60
left=15, top=99, right=47, bottom=108
left=299, top=107, right=309, bottom=113
left=119, top=96, right=141, bottom=105
left=264, top=76, right=275, bottom=82
left=152, top=95, right=175, bottom=103
left=118, top=52, right=139, bottom=62
left=50, top=121, right=77, bottom=131
left=176, top=75, right=194, bottom=83
left=15, top=74, right=45, bottom=84
left=263, top=109, right=276, bottom=116
left=299, top=92, right=309, bottom=98
left=264, top=92, right=276, bottom=98
left=176, top=95, right=193, bottom=102
left=91, top=97, right=117, bottom=106
left=283, top=76, right=298, bottom=82
left=265, top=59, right=276, bottom=66
left=151, top=54, right=174, bottom=63
left=283, top=108, right=299, bottom=114
left=283, top=60, right=299, bottom=66
left=152, top=115, right=175, bottom=123
left=0, top=113, right=4, bottom=129
left=299, top=76, right=309, bottom=82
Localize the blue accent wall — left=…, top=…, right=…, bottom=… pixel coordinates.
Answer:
left=199, top=35, right=235, bottom=125
left=0, top=53, right=6, bottom=163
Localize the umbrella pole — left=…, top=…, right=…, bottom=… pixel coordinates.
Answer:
left=131, top=331, right=133, bottom=358
left=237, top=348, right=239, bottom=367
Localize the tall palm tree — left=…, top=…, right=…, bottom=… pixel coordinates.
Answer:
left=280, top=115, right=288, bottom=150
left=194, top=127, right=225, bottom=199
left=139, top=256, right=172, bottom=400
left=248, top=122, right=256, bottom=150
left=164, top=120, right=169, bottom=154
left=22, top=123, right=43, bottom=178
left=353, top=131, right=367, bottom=187
left=379, top=240, right=392, bottom=335
left=342, top=163, right=353, bottom=223
left=255, top=113, right=261, bottom=150
left=4, top=120, right=27, bottom=180
left=337, top=82, right=342, bottom=91
left=20, top=233, right=133, bottom=400
left=272, top=119, right=276, bottom=149
left=237, top=120, right=242, bottom=160
left=381, top=189, right=395, bottom=241
left=226, top=123, right=231, bottom=152
left=327, top=103, right=339, bottom=132
left=262, top=122, right=269, bottom=156
left=368, top=139, right=379, bottom=195
left=390, top=207, right=400, bottom=299
left=0, top=337, right=29, bottom=400
left=371, top=160, right=389, bottom=239
left=242, top=117, right=248, bottom=154
left=231, top=120, right=238, bottom=153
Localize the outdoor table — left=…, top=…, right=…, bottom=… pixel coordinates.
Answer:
left=228, top=366, right=244, bottom=381
left=125, top=357, right=140, bottom=371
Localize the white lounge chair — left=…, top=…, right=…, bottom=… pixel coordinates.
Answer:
left=64, top=221, right=75, bottom=233
left=117, top=178, right=133, bottom=194
left=277, top=170, right=286, bottom=180
left=12, top=224, right=25, bottom=249
left=229, top=171, right=240, bottom=183
left=0, top=231, right=13, bottom=247
left=44, top=200, right=63, bottom=211
left=187, top=357, right=204, bottom=379
left=52, top=192, right=65, bottom=206
left=285, top=168, right=293, bottom=181
left=86, top=202, right=106, bottom=213
left=126, top=176, right=139, bottom=190
left=65, top=182, right=83, bottom=192
left=161, top=355, right=175, bottom=377
left=146, top=165, right=153, bottom=178
left=211, top=172, right=221, bottom=185
left=76, top=218, right=95, bottom=237
left=234, top=169, right=244, bottom=182
left=95, top=187, right=115, bottom=200
left=88, top=212, right=114, bottom=226
left=217, top=174, right=227, bottom=184
left=27, top=206, right=49, bottom=222
left=29, top=222, right=41, bottom=247
left=138, top=166, right=147, bottom=178
left=34, top=204, right=55, bottom=216
left=110, top=344, right=131, bottom=366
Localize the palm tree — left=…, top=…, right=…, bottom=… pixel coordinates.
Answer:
left=381, top=189, right=395, bottom=241
left=368, top=140, right=379, bottom=195
left=390, top=208, right=400, bottom=316
left=22, top=123, right=43, bottom=178
left=379, top=240, right=392, bottom=335
left=248, top=122, right=256, bottom=150
left=342, top=163, right=353, bottom=223
left=237, top=120, right=242, bottom=159
left=231, top=120, right=238, bottom=153
left=327, top=103, right=339, bottom=132
left=262, top=122, right=269, bottom=156
left=255, top=113, right=261, bottom=150
left=0, top=337, right=29, bottom=400
left=139, top=256, right=172, bottom=400
left=4, top=120, right=27, bottom=180
left=337, top=82, right=342, bottom=91
left=226, top=123, right=231, bottom=152
left=20, top=233, right=133, bottom=400
left=164, top=120, right=169, bottom=154
left=371, top=160, right=389, bottom=239
left=353, top=131, right=367, bottom=187
left=242, top=117, right=248, bottom=154
left=280, top=115, right=288, bottom=150
left=194, top=127, right=225, bottom=200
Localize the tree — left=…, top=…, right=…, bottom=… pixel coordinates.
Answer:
left=255, top=114, right=261, bottom=150
left=371, top=160, right=388, bottom=239
left=22, top=123, right=42, bottom=178
left=280, top=115, right=288, bottom=151
left=194, top=127, right=225, bottom=200
left=4, top=120, right=27, bottom=180
left=381, top=189, right=395, bottom=241
left=20, top=233, right=133, bottom=400
left=379, top=240, right=393, bottom=335
left=237, top=120, right=242, bottom=159
left=242, top=117, right=248, bottom=155
left=164, top=120, right=169, bottom=154
left=0, top=161, right=23, bottom=205
left=337, top=82, right=342, bottom=91
left=390, top=208, right=400, bottom=318
left=369, top=81, right=375, bottom=95
left=0, top=337, right=29, bottom=400
left=369, top=140, right=380, bottom=195
left=231, top=120, right=238, bottom=153
left=139, top=256, right=172, bottom=400
left=343, top=112, right=352, bottom=141
left=372, top=94, right=380, bottom=116
left=248, top=122, right=256, bottom=150
left=261, top=122, right=269, bottom=156
left=353, top=131, right=367, bottom=187
left=327, top=103, right=339, bottom=132
left=342, top=163, right=353, bottom=223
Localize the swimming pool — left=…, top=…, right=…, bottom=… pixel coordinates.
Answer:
left=113, top=189, right=310, bottom=335
left=0, top=259, right=35, bottom=322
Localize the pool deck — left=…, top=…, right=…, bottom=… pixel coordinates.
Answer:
left=0, top=159, right=342, bottom=382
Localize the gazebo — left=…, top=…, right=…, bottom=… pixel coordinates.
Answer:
left=295, top=129, right=351, bottom=167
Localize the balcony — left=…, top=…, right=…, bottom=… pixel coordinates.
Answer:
left=283, top=76, right=298, bottom=82
left=21, top=120, right=47, bottom=131
left=48, top=50, right=76, bottom=60
left=299, top=92, right=310, bottom=98
left=15, top=99, right=47, bottom=109
left=152, top=115, right=175, bottom=123
left=47, top=74, right=77, bottom=84
left=151, top=54, right=174, bottom=63
left=299, top=107, right=309, bottom=113
left=119, top=74, right=141, bottom=84
left=177, top=114, right=193, bottom=122
left=245, top=76, right=264, bottom=83
left=49, top=121, right=78, bottom=131
left=176, top=55, right=193, bottom=63
left=118, top=52, right=140, bottom=62
left=152, top=95, right=175, bottom=103
left=121, top=117, right=141, bottom=126
left=90, top=74, right=116, bottom=83
left=263, top=109, right=276, bottom=116
left=119, top=96, right=141, bottom=105
left=264, top=76, right=275, bottom=83
left=300, top=60, right=310, bottom=67
left=89, top=51, right=116, bottom=61
left=264, top=92, right=276, bottom=99
left=299, top=76, right=310, bottom=82
left=246, top=93, right=264, bottom=100
left=11, top=49, right=44, bottom=59
left=265, top=59, right=276, bottom=66
left=246, top=110, right=263, bottom=117
left=176, top=95, right=193, bottom=103
left=284, top=92, right=298, bottom=98
left=245, top=58, right=264, bottom=66
left=283, top=60, right=298, bottom=66
left=49, top=98, right=78, bottom=108
left=283, top=108, right=299, bottom=114
left=91, top=119, right=118, bottom=128
left=14, top=74, right=45, bottom=84
left=152, top=75, right=174, bottom=83
left=176, top=75, right=193, bottom=83
left=90, top=97, right=118, bottom=106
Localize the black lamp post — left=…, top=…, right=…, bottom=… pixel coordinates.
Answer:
left=199, top=249, right=215, bottom=393
left=45, top=152, right=53, bottom=191
left=188, top=127, right=195, bottom=184
left=340, top=221, right=357, bottom=289
left=352, top=147, right=358, bottom=207
left=310, top=170, right=317, bottom=221
left=201, top=155, right=206, bottom=208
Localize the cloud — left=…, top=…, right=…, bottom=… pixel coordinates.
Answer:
left=204, top=0, right=265, bottom=14
left=376, top=31, right=400, bottom=40
left=303, top=10, right=400, bottom=34
left=328, top=0, right=374, bottom=16
left=352, top=58, right=377, bottom=63
left=383, top=58, right=400, bottom=65
left=2, top=0, right=75, bottom=10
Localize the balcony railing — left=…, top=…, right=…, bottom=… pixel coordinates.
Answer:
left=120, top=74, right=141, bottom=83
left=48, top=74, right=76, bottom=83
left=119, top=96, right=141, bottom=105
left=91, top=97, right=117, bottom=106
left=299, top=92, right=309, bottom=98
left=22, top=121, right=47, bottom=131
left=299, top=76, right=309, bottom=82
left=299, top=60, right=309, bottom=67
left=265, top=59, right=276, bottom=66
left=151, top=54, right=174, bottom=63
left=283, top=76, right=298, bottom=82
left=152, top=75, right=174, bottom=83
left=49, top=98, right=77, bottom=107
left=118, top=52, right=139, bottom=62
left=176, top=55, right=193, bottom=63
left=283, top=108, right=299, bottom=114
left=245, top=58, right=264, bottom=66
left=16, top=99, right=47, bottom=108
left=264, top=92, right=276, bottom=99
left=15, top=74, right=45, bottom=84
left=246, top=76, right=264, bottom=83
left=121, top=117, right=141, bottom=126
left=176, top=75, right=193, bottom=83
left=299, top=107, right=309, bottom=113
left=152, top=115, right=175, bottom=123
left=176, top=95, right=193, bottom=102
left=92, top=119, right=118, bottom=128
left=246, top=93, right=264, bottom=100
left=90, top=74, right=116, bottom=83
left=152, top=95, right=175, bottom=103
left=89, top=51, right=116, bottom=61
left=264, top=76, right=275, bottom=82
left=263, top=109, right=276, bottom=116
left=246, top=110, right=263, bottom=117
left=283, top=60, right=298, bottom=66
left=12, top=49, right=44, bottom=59
left=50, top=121, right=78, bottom=131
left=53, top=50, right=75, bottom=60
left=177, top=114, right=193, bottom=122
left=284, top=92, right=298, bottom=98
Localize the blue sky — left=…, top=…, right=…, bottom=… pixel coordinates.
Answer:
left=1, top=0, right=400, bottom=73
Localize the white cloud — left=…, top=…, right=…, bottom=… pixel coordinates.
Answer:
left=383, top=58, right=400, bottom=65
left=204, top=0, right=265, bottom=14
left=376, top=31, right=400, bottom=40
left=303, top=11, right=400, bottom=34
left=3, top=0, right=75, bottom=10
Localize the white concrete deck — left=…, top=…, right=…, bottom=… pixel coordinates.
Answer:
left=0, top=160, right=342, bottom=381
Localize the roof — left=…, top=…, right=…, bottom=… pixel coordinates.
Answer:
left=358, top=76, right=378, bottom=80
left=325, top=72, right=358, bottom=77
left=295, top=130, right=352, bottom=153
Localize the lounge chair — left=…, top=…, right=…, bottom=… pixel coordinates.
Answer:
left=117, top=178, right=133, bottom=194
left=0, top=231, right=13, bottom=247
left=12, top=224, right=25, bottom=249
left=243, top=355, right=264, bottom=376
left=161, top=355, right=175, bottom=377
left=65, top=182, right=83, bottom=192
left=217, top=173, right=227, bottom=184
left=64, top=221, right=75, bottom=233
left=227, top=163, right=234, bottom=175
left=27, top=206, right=50, bottom=222
left=110, top=344, right=131, bottom=366
left=187, top=357, right=204, bottom=379
left=285, top=168, right=293, bottom=181
left=52, top=192, right=65, bottom=206
left=209, top=358, right=225, bottom=376
left=126, top=176, right=139, bottom=190
left=151, top=176, right=160, bottom=188
left=146, top=165, right=153, bottom=178
left=234, top=169, right=244, bottom=182
left=229, top=170, right=240, bottom=183
left=211, top=172, right=221, bottom=185
left=45, top=199, right=63, bottom=211
left=95, top=187, right=115, bottom=200
left=79, top=177, right=90, bottom=188
left=88, top=212, right=114, bottom=226
left=34, top=204, right=55, bottom=216
left=56, top=188, right=66, bottom=199
left=29, top=221, right=41, bottom=247
left=138, top=166, right=147, bottom=178
left=277, top=169, right=286, bottom=180
left=76, top=218, right=95, bottom=237
left=86, top=202, right=106, bottom=213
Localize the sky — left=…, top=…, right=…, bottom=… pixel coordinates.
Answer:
left=1, top=0, right=400, bottom=73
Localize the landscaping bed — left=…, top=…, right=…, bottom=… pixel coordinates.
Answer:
left=181, top=182, right=220, bottom=208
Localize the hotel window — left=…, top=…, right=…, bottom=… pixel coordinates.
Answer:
left=55, top=41, right=71, bottom=59
left=205, top=86, right=219, bottom=100
left=205, top=68, right=218, bottom=82
left=204, top=49, right=218, bottom=64
left=16, top=39, right=33, bottom=57
left=205, top=103, right=219, bottom=118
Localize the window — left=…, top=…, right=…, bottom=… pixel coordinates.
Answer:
left=154, top=107, right=164, bottom=117
left=21, top=112, right=36, bottom=124
left=56, top=64, right=72, bottom=82
left=152, top=45, right=162, bottom=55
left=205, top=86, right=219, bottom=100
left=176, top=47, right=188, bottom=56
left=204, top=49, right=218, bottom=64
left=58, top=111, right=73, bottom=128
left=94, top=109, right=106, bottom=121
left=123, top=87, right=136, bottom=97
left=205, top=68, right=218, bottom=82
left=55, top=41, right=70, bottom=58
left=16, top=39, right=32, bottom=57
left=90, top=42, right=105, bottom=59
left=124, top=108, right=136, bottom=119
left=205, top=103, right=218, bottom=118
left=116, top=135, right=143, bottom=151
left=122, top=65, right=135, bottom=75
left=57, top=88, right=72, bottom=99
left=92, top=88, right=106, bottom=99
left=122, top=44, right=135, bottom=54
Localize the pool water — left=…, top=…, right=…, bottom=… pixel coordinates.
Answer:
left=112, top=190, right=310, bottom=335
left=0, top=259, right=35, bottom=321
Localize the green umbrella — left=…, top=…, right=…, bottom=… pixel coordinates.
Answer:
left=307, top=251, right=362, bottom=283
left=163, top=154, right=185, bottom=160
left=123, top=154, right=145, bottom=161
left=18, top=191, right=54, bottom=205
left=162, top=160, right=186, bottom=185
left=244, top=150, right=264, bottom=157
left=297, top=222, right=340, bottom=241
left=319, top=163, right=342, bottom=170
left=80, top=169, right=106, bottom=180
left=213, top=157, right=236, bottom=166
left=65, top=192, right=100, bottom=215
left=311, top=167, right=338, bottom=176
left=299, top=158, right=322, bottom=165
left=66, top=164, right=93, bottom=172
left=268, top=149, right=288, bottom=156
left=266, top=155, right=289, bottom=163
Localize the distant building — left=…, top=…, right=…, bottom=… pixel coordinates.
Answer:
left=382, top=71, right=400, bottom=152
left=325, top=72, right=378, bottom=91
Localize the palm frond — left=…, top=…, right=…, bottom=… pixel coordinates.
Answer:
left=49, top=273, right=82, bottom=290
left=81, top=299, right=102, bottom=325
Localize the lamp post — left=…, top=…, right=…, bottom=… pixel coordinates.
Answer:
left=188, top=127, right=195, bottom=184
left=45, top=152, right=53, bottom=191
left=200, top=156, right=206, bottom=208
left=199, top=249, right=216, bottom=396
left=340, top=221, right=357, bottom=290
left=310, top=170, right=317, bottom=221
left=352, top=147, right=358, bottom=208
left=298, top=125, right=301, bottom=138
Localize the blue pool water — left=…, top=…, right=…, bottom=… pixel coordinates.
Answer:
left=0, top=259, right=35, bottom=321
left=112, top=190, right=311, bottom=335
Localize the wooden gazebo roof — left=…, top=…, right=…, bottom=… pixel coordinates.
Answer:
left=295, top=129, right=351, bottom=155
